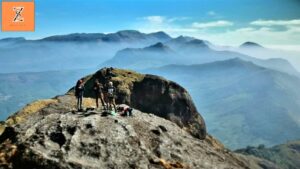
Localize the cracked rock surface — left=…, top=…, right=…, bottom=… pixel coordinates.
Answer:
left=0, top=108, right=278, bottom=169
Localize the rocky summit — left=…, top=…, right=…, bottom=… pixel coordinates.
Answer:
left=0, top=68, right=278, bottom=169
left=68, top=68, right=206, bottom=140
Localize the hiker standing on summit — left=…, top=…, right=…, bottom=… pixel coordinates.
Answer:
left=93, top=79, right=105, bottom=109
left=75, top=79, right=85, bottom=111
left=107, top=81, right=117, bottom=111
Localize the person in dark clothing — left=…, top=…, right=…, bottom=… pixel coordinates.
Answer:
left=105, top=67, right=116, bottom=82
left=93, top=79, right=105, bottom=109
left=106, top=67, right=114, bottom=79
left=107, top=81, right=117, bottom=111
left=75, top=79, right=85, bottom=111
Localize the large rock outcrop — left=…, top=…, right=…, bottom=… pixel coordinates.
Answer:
left=68, top=68, right=206, bottom=139
left=0, top=104, right=277, bottom=169
left=0, top=68, right=279, bottom=169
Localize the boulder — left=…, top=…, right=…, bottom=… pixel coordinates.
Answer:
left=68, top=68, right=206, bottom=139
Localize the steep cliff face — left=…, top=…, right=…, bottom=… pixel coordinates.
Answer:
left=69, top=68, right=206, bottom=139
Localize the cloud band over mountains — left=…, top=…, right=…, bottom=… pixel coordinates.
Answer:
left=250, top=19, right=300, bottom=26
left=135, top=16, right=300, bottom=48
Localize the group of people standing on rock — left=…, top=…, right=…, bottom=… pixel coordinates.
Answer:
left=74, top=68, right=133, bottom=116
left=92, top=79, right=117, bottom=111
left=75, top=68, right=116, bottom=111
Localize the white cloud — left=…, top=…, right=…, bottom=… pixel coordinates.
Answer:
left=195, top=25, right=300, bottom=46
left=143, top=16, right=165, bottom=24
left=192, top=20, right=233, bottom=29
left=266, top=45, right=300, bottom=52
left=250, top=19, right=300, bottom=26
left=136, top=16, right=195, bottom=36
left=288, top=26, right=300, bottom=32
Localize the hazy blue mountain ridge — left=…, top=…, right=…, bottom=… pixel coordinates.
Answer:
left=143, top=58, right=300, bottom=149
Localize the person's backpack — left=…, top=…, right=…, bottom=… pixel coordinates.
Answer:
left=107, top=87, right=114, bottom=98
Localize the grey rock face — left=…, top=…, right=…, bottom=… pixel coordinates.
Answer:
left=130, top=74, right=206, bottom=140
left=0, top=69, right=279, bottom=169
left=0, top=109, right=265, bottom=169
left=72, top=68, right=206, bottom=140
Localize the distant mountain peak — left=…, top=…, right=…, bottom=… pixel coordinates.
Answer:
left=117, top=30, right=141, bottom=33
left=194, top=58, right=259, bottom=70
left=40, top=33, right=105, bottom=42
left=240, top=41, right=264, bottom=48
left=188, top=39, right=205, bottom=44
left=148, top=31, right=172, bottom=40
left=173, top=36, right=195, bottom=42
left=115, top=30, right=143, bottom=36
left=227, top=57, right=253, bottom=64
left=222, top=58, right=261, bottom=68
left=0, top=37, right=26, bottom=42
left=145, top=42, right=172, bottom=52
left=183, top=39, right=210, bottom=49
left=149, top=42, right=164, bottom=48
left=174, top=35, right=185, bottom=40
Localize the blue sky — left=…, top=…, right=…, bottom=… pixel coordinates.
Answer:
left=1, top=0, right=300, bottom=47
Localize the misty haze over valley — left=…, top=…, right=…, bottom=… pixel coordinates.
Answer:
left=0, top=30, right=300, bottom=149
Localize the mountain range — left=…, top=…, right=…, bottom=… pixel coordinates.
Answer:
left=236, top=140, right=300, bottom=169
left=40, top=30, right=171, bottom=43
left=0, top=30, right=171, bottom=73
left=233, top=42, right=300, bottom=72
left=144, top=58, right=300, bottom=149
left=0, top=30, right=299, bottom=151
left=102, top=37, right=299, bottom=77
